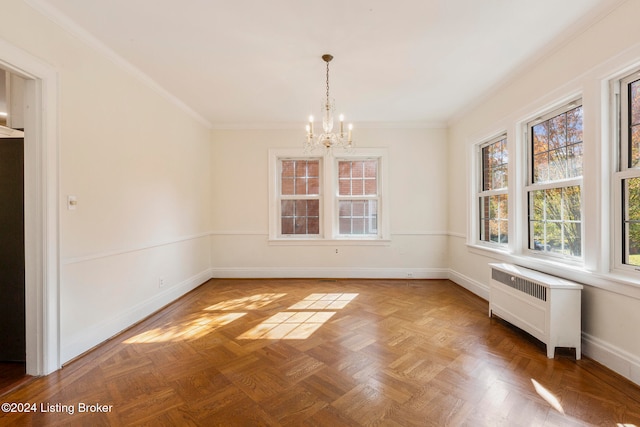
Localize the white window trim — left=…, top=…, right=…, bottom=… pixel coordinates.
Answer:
left=613, top=70, right=640, bottom=274
left=476, top=133, right=509, bottom=248
left=524, top=99, right=584, bottom=263
left=268, top=148, right=390, bottom=244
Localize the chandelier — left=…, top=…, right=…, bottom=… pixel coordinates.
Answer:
left=305, top=54, right=353, bottom=152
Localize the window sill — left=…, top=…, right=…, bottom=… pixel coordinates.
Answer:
left=268, top=238, right=391, bottom=246
left=466, top=243, right=640, bottom=300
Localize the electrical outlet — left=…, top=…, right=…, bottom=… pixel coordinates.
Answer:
left=158, top=277, right=166, bottom=288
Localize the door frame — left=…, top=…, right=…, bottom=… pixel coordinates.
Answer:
left=0, top=40, right=60, bottom=375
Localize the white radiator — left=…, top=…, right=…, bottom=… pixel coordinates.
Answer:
left=489, top=263, right=583, bottom=359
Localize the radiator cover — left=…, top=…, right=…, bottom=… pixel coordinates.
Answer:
left=489, top=263, right=583, bottom=359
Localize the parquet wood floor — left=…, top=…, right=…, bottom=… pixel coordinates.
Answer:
left=1, top=278, right=639, bottom=426
left=0, top=363, right=28, bottom=396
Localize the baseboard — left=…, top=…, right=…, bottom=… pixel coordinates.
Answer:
left=447, top=269, right=490, bottom=300
left=582, top=332, right=640, bottom=387
left=209, top=267, right=449, bottom=280
left=447, top=268, right=640, bottom=387
left=61, top=268, right=213, bottom=364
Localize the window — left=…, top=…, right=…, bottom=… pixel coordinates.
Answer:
left=478, top=135, right=508, bottom=245
left=526, top=101, right=583, bottom=258
left=279, top=159, right=321, bottom=236
left=616, top=71, right=640, bottom=269
left=337, top=160, right=378, bottom=236
left=269, top=149, right=388, bottom=242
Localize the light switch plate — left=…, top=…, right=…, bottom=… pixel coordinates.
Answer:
left=67, top=195, right=77, bottom=210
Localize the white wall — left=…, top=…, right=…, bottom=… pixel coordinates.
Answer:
left=0, top=0, right=212, bottom=364
left=4, top=0, right=639, bottom=389
left=210, top=126, right=449, bottom=278
left=448, top=0, right=640, bottom=385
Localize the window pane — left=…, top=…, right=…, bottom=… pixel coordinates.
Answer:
left=624, top=177, right=640, bottom=265
left=563, top=185, right=582, bottom=221
left=282, top=178, right=295, bottom=195
left=567, top=143, right=583, bottom=178
left=364, top=179, right=377, bottom=195
left=499, top=221, right=509, bottom=244
left=529, top=186, right=581, bottom=257
left=482, top=138, right=508, bottom=191
left=282, top=160, right=295, bottom=177
left=546, top=188, right=562, bottom=221
left=281, top=200, right=294, bottom=216
left=479, top=195, right=508, bottom=244
left=631, top=80, right=640, bottom=126
left=532, top=106, right=582, bottom=183
left=364, top=161, right=377, bottom=178
left=565, top=222, right=582, bottom=257
left=533, top=153, right=549, bottom=183
left=627, top=223, right=640, bottom=266
left=281, top=217, right=294, bottom=234
left=632, top=126, right=640, bottom=168
left=352, top=179, right=364, bottom=195
left=482, top=145, right=491, bottom=191
left=492, top=164, right=507, bottom=190
left=351, top=161, right=364, bottom=178
left=488, top=196, right=498, bottom=219
left=567, top=106, right=583, bottom=143
left=338, top=160, right=378, bottom=196
left=281, top=160, right=320, bottom=196
left=281, top=199, right=320, bottom=235
left=532, top=190, right=544, bottom=221
left=549, top=148, right=567, bottom=181
left=295, top=178, right=307, bottom=195
left=548, top=113, right=566, bottom=150
left=629, top=125, right=640, bottom=168
left=532, top=122, right=548, bottom=155
left=338, top=200, right=377, bottom=235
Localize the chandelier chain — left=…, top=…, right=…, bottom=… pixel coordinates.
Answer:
left=326, top=60, right=330, bottom=107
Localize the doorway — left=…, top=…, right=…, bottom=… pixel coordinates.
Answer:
left=0, top=68, right=27, bottom=390
left=0, top=136, right=25, bottom=364
left=0, top=39, right=60, bottom=379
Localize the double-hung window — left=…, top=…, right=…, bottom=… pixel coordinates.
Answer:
left=278, top=159, right=321, bottom=237
left=615, top=71, right=640, bottom=269
left=337, top=159, right=379, bottom=236
left=478, top=135, right=508, bottom=245
left=269, top=149, right=388, bottom=241
left=526, top=101, right=583, bottom=258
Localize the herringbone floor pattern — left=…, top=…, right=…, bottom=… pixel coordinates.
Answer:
left=1, top=278, right=639, bottom=426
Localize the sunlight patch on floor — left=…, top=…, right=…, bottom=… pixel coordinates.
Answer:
left=124, top=312, right=246, bottom=343
left=238, top=311, right=336, bottom=340
left=205, top=293, right=287, bottom=311
left=288, top=293, right=359, bottom=310
left=531, top=379, right=565, bottom=414
left=237, top=292, right=358, bottom=340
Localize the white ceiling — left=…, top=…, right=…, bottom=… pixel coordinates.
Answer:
left=31, top=0, right=621, bottom=128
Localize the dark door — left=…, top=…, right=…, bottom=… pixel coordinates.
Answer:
left=0, top=137, right=25, bottom=362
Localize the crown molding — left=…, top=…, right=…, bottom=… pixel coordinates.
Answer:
left=24, top=0, right=213, bottom=129
left=210, top=120, right=447, bottom=131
